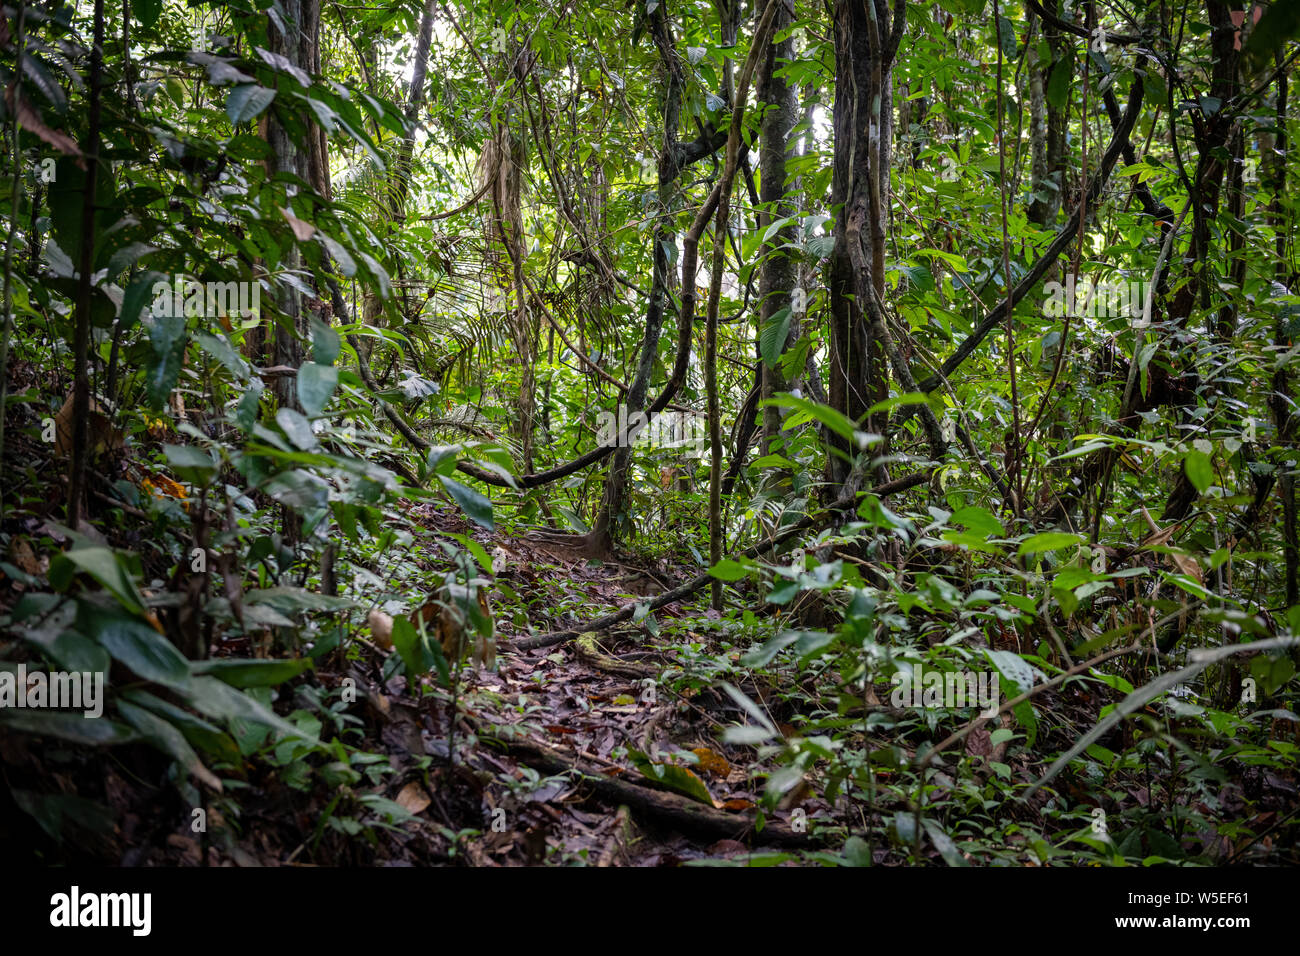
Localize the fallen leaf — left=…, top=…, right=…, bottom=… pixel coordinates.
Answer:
left=691, top=747, right=732, bottom=777
left=965, top=724, right=992, bottom=757
left=395, top=781, right=430, bottom=815
left=8, top=537, right=44, bottom=575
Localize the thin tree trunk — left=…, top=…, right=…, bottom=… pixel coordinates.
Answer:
left=67, top=0, right=106, bottom=526
left=1268, top=59, right=1298, bottom=604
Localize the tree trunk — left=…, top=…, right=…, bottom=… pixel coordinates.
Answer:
left=1026, top=0, right=1067, bottom=229
left=826, top=0, right=902, bottom=494
left=757, top=1, right=798, bottom=465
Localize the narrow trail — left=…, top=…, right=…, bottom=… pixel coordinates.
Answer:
left=320, top=504, right=822, bottom=865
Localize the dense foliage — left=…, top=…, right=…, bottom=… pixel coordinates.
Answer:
left=1, top=0, right=1298, bottom=866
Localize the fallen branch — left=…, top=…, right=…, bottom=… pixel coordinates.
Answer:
left=489, top=733, right=820, bottom=849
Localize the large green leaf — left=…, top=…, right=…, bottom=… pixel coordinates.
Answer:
left=163, top=444, right=218, bottom=485
left=264, top=469, right=330, bottom=511
left=227, top=84, right=277, bottom=124
left=0, top=710, right=138, bottom=746
left=759, top=306, right=793, bottom=369
left=118, top=699, right=223, bottom=791
left=121, top=689, right=241, bottom=766
left=310, top=316, right=341, bottom=365
left=1184, top=449, right=1214, bottom=493
left=390, top=614, right=433, bottom=678
left=81, top=607, right=191, bottom=689
left=191, top=657, right=313, bottom=688
left=49, top=547, right=147, bottom=615
left=1046, top=55, right=1072, bottom=110
left=145, top=312, right=187, bottom=409
left=298, top=361, right=339, bottom=417
left=134, top=0, right=162, bottom=30
left=437, top=474, right=494, bottom=530
left=1018, top=532, right=1084, bottom=556
left=177, top=676, right=321, bottom=745
left=244, top=587, right=354, bottom=614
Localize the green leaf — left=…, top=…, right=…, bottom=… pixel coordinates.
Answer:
left=447, top=533, right=495, bottom=576
left=762, top=393, right=863, bottom=446
left=118, top=700, right=223, bottom=791
left=721, top=681, right=778, bottom=736
left=708, top=558, right=750, bottom=582
left=922, top=818, right=969, bottom=866
left=867, top=392, right=934, bottom=415
left=121, top=689, right=241, bottom=766
left=178, top=676, right=321, bottom=745
left=191, top=658, right=313, bottom=688
left=437, top=474, right=494, bottom=530
left=226, top=84, right=277, bottom=124
left=243, top=587, right=353, bottom=614
left=1047, top=55, right=1072, bottom=110
left=0, top=710, right=137, bottom=746
left=264, top=469, right=330, bottom=511
left=145, top=313, right=187, bottom=410
left=11, top=790, right=118, bottom=845
left=996, top=15, right=1017, bottom=57
left=1185, top=449, right=1214, bottom=493
left=82, top=608, right=191, bottom=688
left=106, top=242, right=156, bottom=281
left=950, top=505, right=1003, bottom=538
left=275, top=406, right=319, bottom=450
left=297, top=361, right=339, bottom=417
left=195, top=331, right=250, bottom=380
left=134, top=0, right=162, bottom=30
left=842, top=836, right=872, bottom=867
left=740, top=631, right=801, bottom=667
left=986, top=649, right=1035, bottom=695
left=120, top=271, right=166, bottom=328
left=390, top=615, right=434, bottom=678
left=759, top=306, right=793, bottom=368
left=627, top=748, right=716, bottom=806
left=163, top=444, right=217, bottom=485
left=1018, top=532, right=1084, bottom=556
left=50, top=548, right=147, bottom=615
left=722, top=725, right=775, bottom=745
left=309, top=316, right=342, bottom=365
left=236, top=381, right=263, bottom=432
